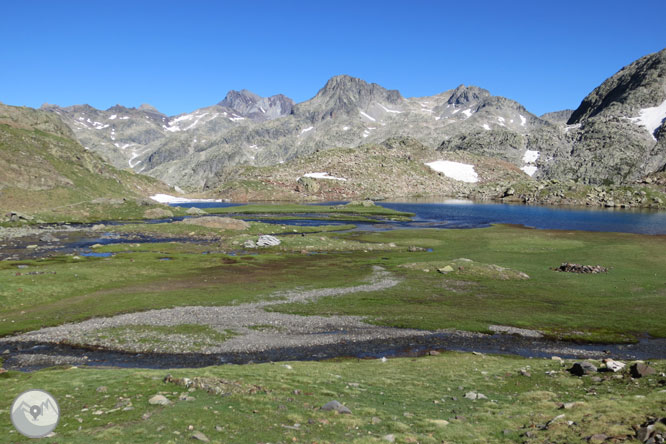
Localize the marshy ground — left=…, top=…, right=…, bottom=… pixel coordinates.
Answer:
left=1, top=202, right=665, bottom=442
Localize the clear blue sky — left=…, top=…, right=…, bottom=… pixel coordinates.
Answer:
left=1, top=0, right=664, bottom=116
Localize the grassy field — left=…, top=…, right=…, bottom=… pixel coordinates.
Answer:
left=2, top=224, right=665, bottom=341
left=1, top=353, right=664, bottom=443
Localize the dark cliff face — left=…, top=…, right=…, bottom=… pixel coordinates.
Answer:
left=568, top=48, right=666, bottom=124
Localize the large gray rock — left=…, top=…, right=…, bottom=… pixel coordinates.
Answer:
left=256, top=235, right=281, bottom=247
left=321, top=400, right=351, bottom=414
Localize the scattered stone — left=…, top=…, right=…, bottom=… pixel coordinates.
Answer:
left=186, top=207, right=206, bottom=215
left=519, top=369, right=532, bottom=377
left=256, top=235, right=281, bottom=247
left=559, top=402, right=584, bottom=410
left=371, top=416, right=381, bottom=424
left=601, top=358, right=626, bottom=372
left=554, top=262, right=608, bottom=274
left=191, top=431, right=210, bottom=442
left=90, top=244, right=104, bottom=249
left=179, top=394, right=196, bottom=401
left=407, top=246, right=427, bottom=252
left=143, top=208, right=174, bottom=219
left=630, top=362, right=656, bottom=378
left=588, top=433, right=608, bottom=443
left=636, top=417, right=666, bottom=443
left=321, top=400, right=351, bottom=414
left=437, top=265, right=454, bottom=274
left=91, top=224, right=106, bottom=231
left=215, top=425, right=223, bottom=432
left=148, top=394, right=171, bottom=405
left=96, top=386, right=108, bottom=393
left=39, top=233, right=58, bottom=243
left=382, top=434, right=396, bottom=443
left=427, top=350, right=440, bottom=356
left=569, top=361, right=597, bottom=376
left=428, top=419, right=449, bottom=427
left=243, top=240, right=256, bottom=249
left=464, top=391, right=487, bottom=400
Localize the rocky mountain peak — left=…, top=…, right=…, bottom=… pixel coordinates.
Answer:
left=293, top=74, right=403, bottom=122
left=568, top=48, right=666, bottom=124
left=447, top=85, right=491, bottom=106
left=218, top=89, right=294, bottom=120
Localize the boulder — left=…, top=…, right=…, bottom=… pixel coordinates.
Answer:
left=179, top=216, right=249, bottom=230
left=321, top=400, right=351, bottom=414
left=243, top=240, right=257, bottom=249
left=630, top=362, right=656, bottom=378
left=297, top=176, right=319, bottom=193
left=569, top=361, right=597, bottom=376
left=7, top=211, right=33, bottom=222
left=39, top=233, right=58, bottom=243
left=191, top=431, right=210, bottom=442
left=256, top=235, right=281, bottom=247
left=186, top=207, right=206, bottom=215
left=148, top=394, right=171, bottom=405
left=143, top=208, right=174, bottom=219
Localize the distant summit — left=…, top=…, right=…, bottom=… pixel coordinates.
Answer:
left=219, top=89, right=294, bottom=121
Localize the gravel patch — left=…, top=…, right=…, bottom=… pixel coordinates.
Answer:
left=1, top=266, right=423, bottom=354
left=489, top=325, right=544, bottom=338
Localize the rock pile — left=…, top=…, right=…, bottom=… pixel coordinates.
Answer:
left=554, top=263, right=608, bottom=274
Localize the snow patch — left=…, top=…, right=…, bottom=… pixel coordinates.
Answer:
left=150, top=194, right=223, bottom=204
left=630, top=99, right=666, bottom=140
left=378, top=103, right=401, bottom=114
left=521, top=150, right=539, bottom=177
left=425, top=160, right=478, bottom=183
left=462, top=109, right=473, bottom=118
left=519, top=114, right=527, bottom=126
left=342, top=126, right=350, bottom=131
left=303, top=172, right=347, bottom=181
left=359, top=111, right=376, bottom=122
left=300, top=126, right=314, bottom=134
left=109, top=114, right=117, bottom=120
left=120, top=116, right=129, bottom=120
left=565, top=123, right=581, bottom=133
left=522, top=150, right=539, bottom=164
left=451, top=109, right=460, bottom=115
left=482, top=124, right=491, bottom=131
left=521, top=165, right=538, bottom=176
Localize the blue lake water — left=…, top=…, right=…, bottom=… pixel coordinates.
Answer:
left=172, top=200, right=666, bottom=235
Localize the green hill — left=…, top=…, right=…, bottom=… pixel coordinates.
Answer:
left=0, top=104, right=169, bottom=220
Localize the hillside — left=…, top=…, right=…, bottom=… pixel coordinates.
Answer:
left=0, top=104, right=169, bottom=218
left=214, top=138, right=525, bottom=201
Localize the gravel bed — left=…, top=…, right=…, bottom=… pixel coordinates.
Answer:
left=1, top=266, right=421, bottom=354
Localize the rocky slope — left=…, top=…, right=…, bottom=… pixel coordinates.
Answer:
left=42, top=90, right=294, bottom=178
left=546, top=48, right=666, bottom=184
left=0, top=103, right=167, bottom=215
left=214, top=137, right=526, bottom=202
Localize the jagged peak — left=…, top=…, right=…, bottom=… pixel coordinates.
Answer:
left=447, top=84, right=491, bottom=105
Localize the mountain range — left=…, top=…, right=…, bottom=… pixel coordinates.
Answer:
left=26, top=47, right=666, bottom=193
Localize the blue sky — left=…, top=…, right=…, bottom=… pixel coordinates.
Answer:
left=1, top=0, right=664, bottom=116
